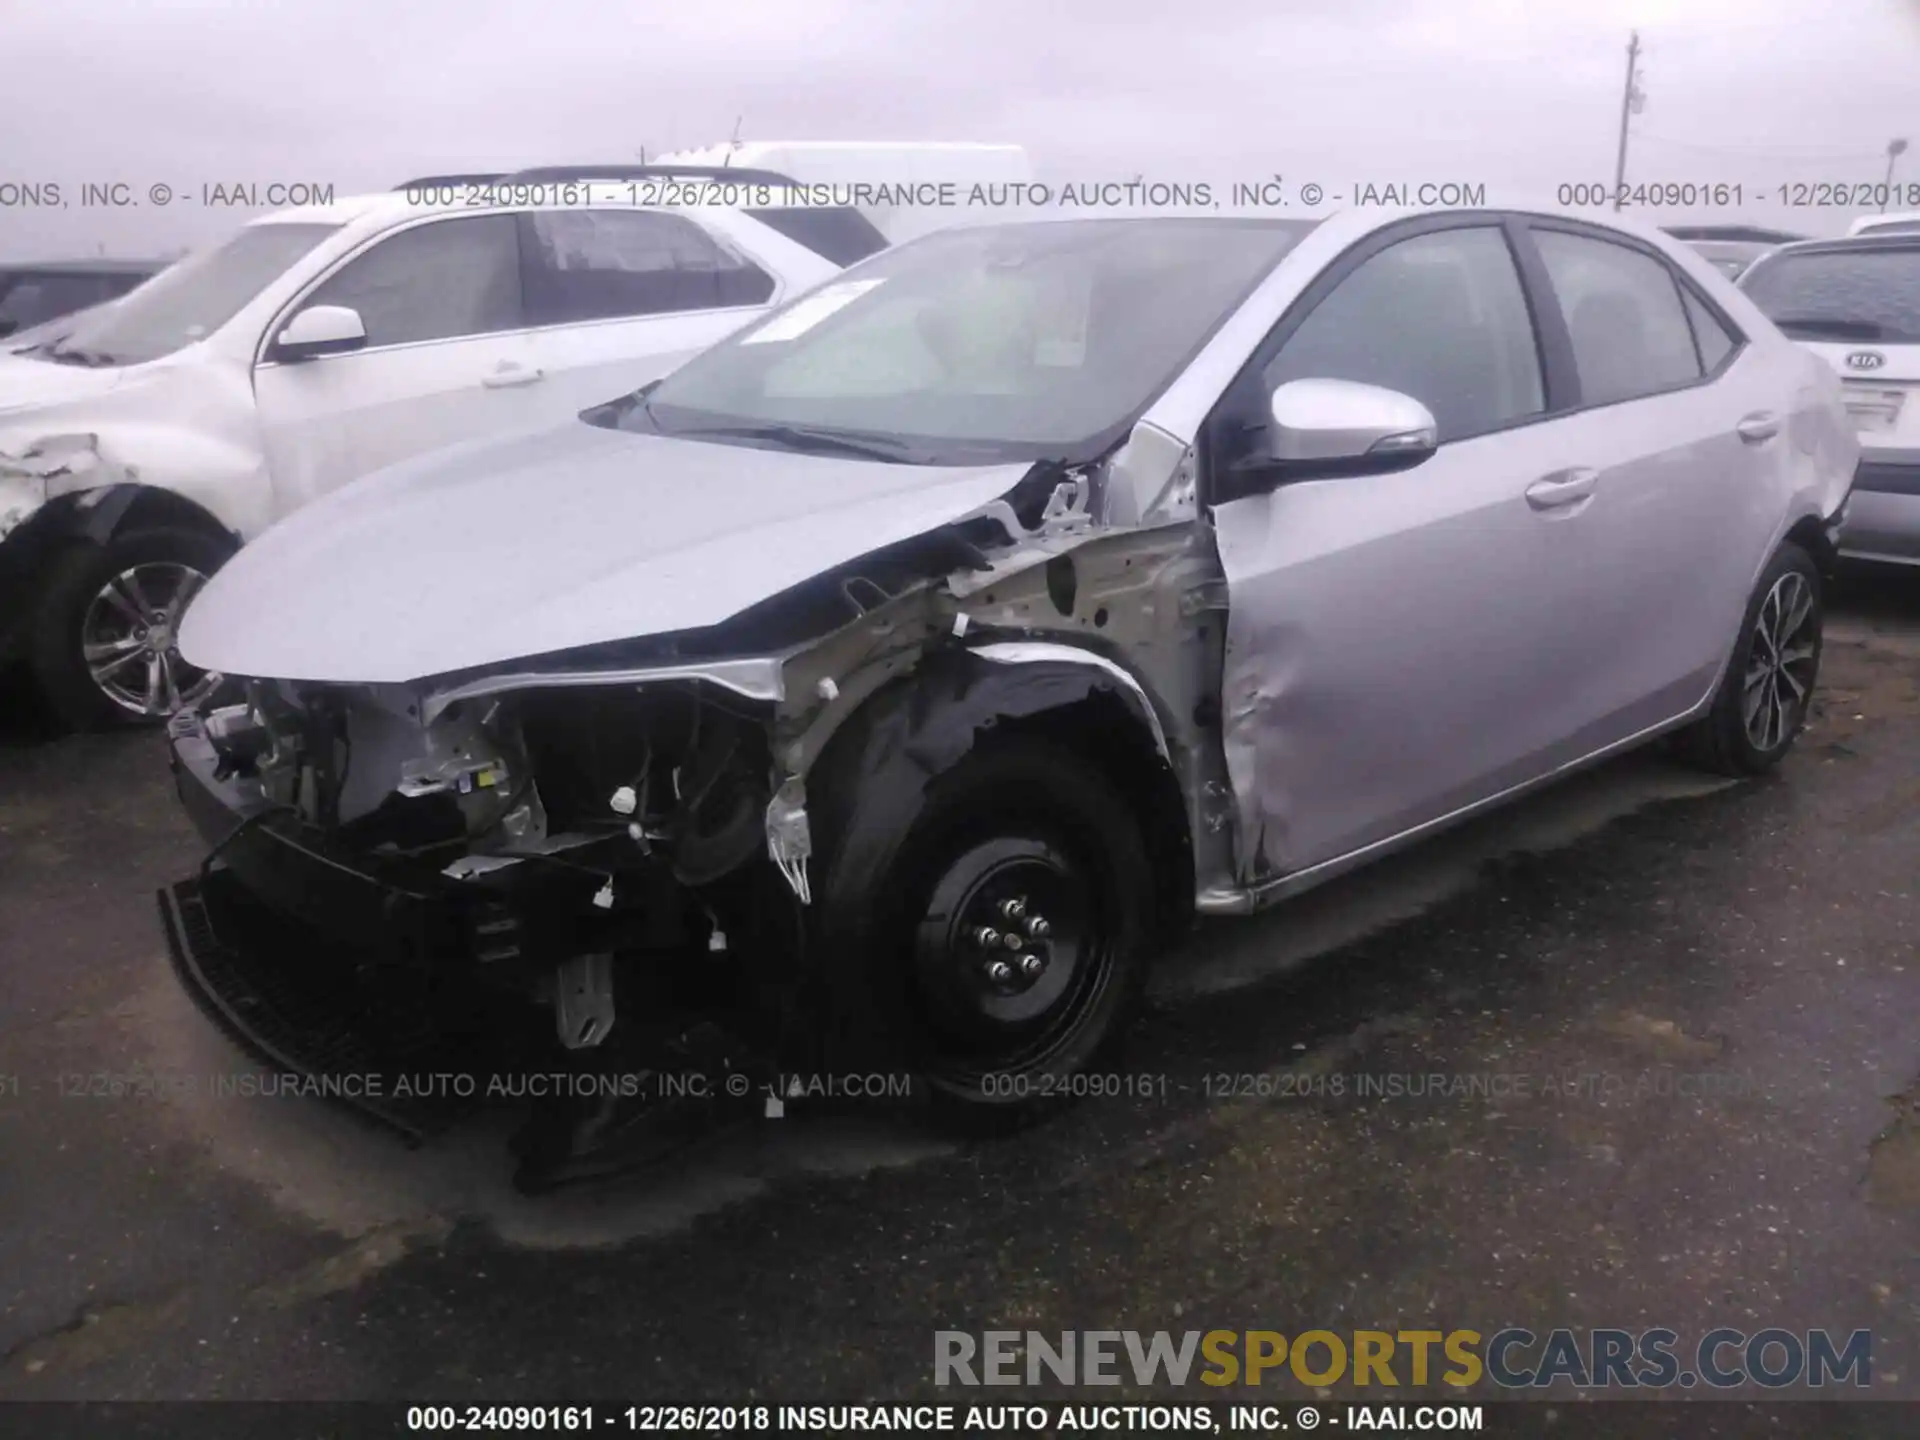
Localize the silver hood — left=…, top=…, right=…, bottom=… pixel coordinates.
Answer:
left=180, top=418, right=1030, bottom=684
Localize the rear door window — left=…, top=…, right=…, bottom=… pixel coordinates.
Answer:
left=520, top=210, right=775, bottom=325
left=1532, top=229, right=1703, bottom=406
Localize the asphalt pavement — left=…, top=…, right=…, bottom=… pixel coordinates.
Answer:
left=1, top=571, right=1916, bottom=1428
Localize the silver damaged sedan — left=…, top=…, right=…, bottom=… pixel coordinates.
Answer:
left=158, top=206, right=1858, bottom=1188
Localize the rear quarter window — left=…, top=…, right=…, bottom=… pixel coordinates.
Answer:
left=1680, top=287, right=1738, bottom=373
left=1533, top=228, right=1703, bottom=405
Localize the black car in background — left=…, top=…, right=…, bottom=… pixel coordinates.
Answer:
left=0, top=259, right=168, bottom=338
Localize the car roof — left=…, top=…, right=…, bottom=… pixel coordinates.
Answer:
left=873, top=204, right=1715, bottom=253
left=1681, top=237, right=1777, bottom=255
left=865, top=213, right=1323, bottom=253
left=1756, top=232, right=1920, bottom=259
left=0, top=258, right=168, bottom=276
left=1664, top=224, right=1806, bottom=244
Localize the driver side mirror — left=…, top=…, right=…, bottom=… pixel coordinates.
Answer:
left=1229, top=378, right=1438, bottom=492
left=271, top=304, right=366, bottom=362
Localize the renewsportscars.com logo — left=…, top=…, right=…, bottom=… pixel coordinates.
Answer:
left=933, top=1327, right=1872, bottom=1390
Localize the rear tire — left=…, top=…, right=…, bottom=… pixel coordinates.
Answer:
left=29, top=526, right=233, bottom=731
left=1677, top=541, right=1822, bottom=776
left=808, top=739, right=1156, bottom=1132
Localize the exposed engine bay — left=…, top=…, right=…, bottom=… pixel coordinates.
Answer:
left=215, top=679, right=773, bottom=898
left=162, top=453, right=1240, bottom=1189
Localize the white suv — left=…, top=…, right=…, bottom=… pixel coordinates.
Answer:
left=1741, top=233, right=1920, bottom=565
left=0, top=168, right=862, bottom=725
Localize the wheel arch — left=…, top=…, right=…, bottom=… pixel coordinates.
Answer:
left=46, top=483, right=239, bottom=550
left=804, top=645, right=1195, bottom=945
left=0, top=484, right=237, bottom=657
left=1784, top=510, right=1838, bottom=579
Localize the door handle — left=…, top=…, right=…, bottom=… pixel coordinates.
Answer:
left=1736, top=411, right=1780, bottom=443
left=1525, top=467, right=1599, bottom=511
left=482, top=366, right=545, bottom=389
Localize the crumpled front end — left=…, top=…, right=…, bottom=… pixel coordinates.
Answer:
left=158, top=442, right=1241, bottom=1182
left=162, top=666, right=791, bottom=1131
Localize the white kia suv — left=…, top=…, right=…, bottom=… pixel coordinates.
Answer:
left=1741, top=232, right=1920, bottom=566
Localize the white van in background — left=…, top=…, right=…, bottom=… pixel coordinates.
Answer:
left=1848, top=211, right=1920, bottom=237
left=653, top=141, right=1034, bottom=241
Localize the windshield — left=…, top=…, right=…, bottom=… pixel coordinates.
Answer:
left=628, top=218, right=1312, bottom=465
left=1742, top=246, right=1920, bottom=343
left=46, top=222, right=340, bottom=365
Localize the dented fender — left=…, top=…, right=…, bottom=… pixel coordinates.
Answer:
left=0, top=433, right=246, bottom=655
left=1, top=427, right=257, bottom=548
left=0, top=438, right=145, bottom=652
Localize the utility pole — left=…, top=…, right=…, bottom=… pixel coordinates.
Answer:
left=1612, top=30, right=1644, bottom=210
left=1884, top=138, right=1909, bottom=209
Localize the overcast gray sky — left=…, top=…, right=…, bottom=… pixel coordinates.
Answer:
left=3, top=0, right=1917, bottom=259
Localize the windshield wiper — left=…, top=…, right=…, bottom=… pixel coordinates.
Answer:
left=1768, top=315, right=1885, bottom=341
left=42, top=343, right=121, bottom=367
left=670, top=422, right=911, bottom=462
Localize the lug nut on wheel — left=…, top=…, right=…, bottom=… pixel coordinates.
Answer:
left=1025, top=916, right=1050, bottom=938
left=974, top=926, right=1002, bottom=949
left=1019, top=952, right=1045, bottom=979
left=999, top=897, right=1027, bottom=921
left=987, top=958, right=1015, bottom=984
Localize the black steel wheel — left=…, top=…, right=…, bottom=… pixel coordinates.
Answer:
left=911, top=832, right=1114, bottom=1084
left=810, top=738, right=1156, bottom=1124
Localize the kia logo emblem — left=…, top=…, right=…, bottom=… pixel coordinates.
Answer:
left=1847, top=351, right=1886, bottom=370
